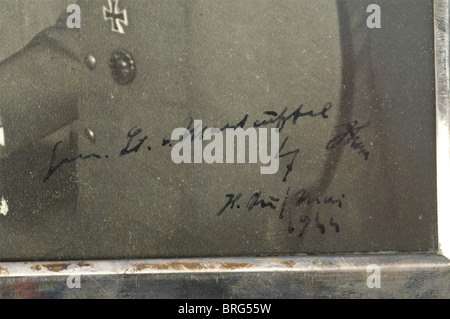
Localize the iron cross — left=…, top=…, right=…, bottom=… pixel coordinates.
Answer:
left=103, top=0, right=129, bottom=34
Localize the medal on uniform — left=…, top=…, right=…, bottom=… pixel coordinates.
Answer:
left=103, top=0, right=128, bottom=34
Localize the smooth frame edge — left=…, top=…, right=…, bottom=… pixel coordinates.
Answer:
left=436, top=0, right=450, bottom=259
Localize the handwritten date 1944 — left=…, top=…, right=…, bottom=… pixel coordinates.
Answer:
left=290, top=212, right=340, bottom=238
left=217, top=188, right=343, bottom=238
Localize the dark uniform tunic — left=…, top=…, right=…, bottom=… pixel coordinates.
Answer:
left=0, top=0, right=437, bottom=261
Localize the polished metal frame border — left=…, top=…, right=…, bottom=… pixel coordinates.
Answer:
left=0, top=0, right=449, bottom=299
left=436, top=0, right=450, bottom=259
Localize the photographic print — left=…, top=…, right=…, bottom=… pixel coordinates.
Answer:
left=0, top=0, right=438, bottom=262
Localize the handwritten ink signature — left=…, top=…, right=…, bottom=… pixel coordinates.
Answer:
left=43, top=142, right=102, bottom=183
left=170, top=103, right=333, bottom=182
left=253, top=102, right=332, bottom=132
left=327, top=120, right=371, bottom=160
left=43, top=104, right=369, bottom=190
left=180, top=102, right=332, bottom=141
left=119, top=126, right=148, bottom=157
left=43, top=126, right=149, bottom=183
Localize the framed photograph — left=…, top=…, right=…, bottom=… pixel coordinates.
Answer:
left=0, top=0, right=448, bottom=299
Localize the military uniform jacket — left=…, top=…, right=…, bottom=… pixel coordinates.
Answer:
left=0, top=0, right=437, bottom=261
